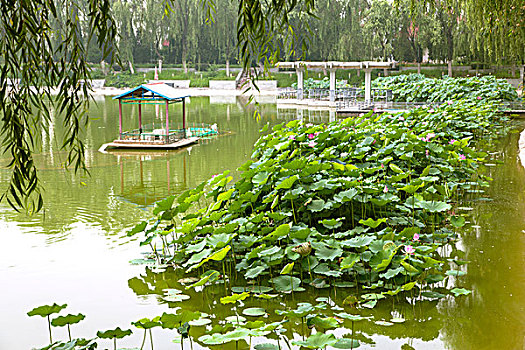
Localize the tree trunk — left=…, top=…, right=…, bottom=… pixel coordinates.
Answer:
left=128, top=61, right=135, bottom=74
left=183, top=59, right=187, bottom=73
left=158, top=60, right=162, bottom=74
left=226, top=59, right=230, bottom=77
left=417, top=62, right=421, bottom=74
left=448, top=61, right=452, bottom=77
left=101, top=61, right=107, bottom=76
left=520, top=65, right=524, bottom=84
left=383, top=68, right=388, bottom=77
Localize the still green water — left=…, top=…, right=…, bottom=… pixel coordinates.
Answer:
left=0, top=97, right=523, bottom=349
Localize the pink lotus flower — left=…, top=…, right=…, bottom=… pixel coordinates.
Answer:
left=449, top=139, right=456, bottom=144
left=477, top=96, right=482, bottom=100
left=447, top=101, right=453, bottom=105
left=425, top=150, right=429, bottom=157
left=383, top=185, right=388, bottom=193
left=404, top=245, right=415, bottom=255
left=399, top=116, right=405, bottom=121
left=359, top=113, right=364, bottom=117
left=428, top=109, right=435, bottom=113
left=413, top=233, right=420, bottom=241
left=459, top=154, right=466, bottom=161
left=308, top=141, right=317, bottom=148
left=289, top=135, right=296, bottom=140
left=307, top=133, right=315, bottom=139
left=427, top=133, right=435, bottom=139
left=381, top=164, right=385, bottom=169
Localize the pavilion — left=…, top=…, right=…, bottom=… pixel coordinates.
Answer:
left=99, top=83, right=202, bottom=151
left=276, top=61, right=396, bottom=104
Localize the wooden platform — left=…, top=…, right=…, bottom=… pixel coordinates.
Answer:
left=98, top=137, right=199, bottom=153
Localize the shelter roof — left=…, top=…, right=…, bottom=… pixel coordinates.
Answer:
left=113, top=82, right=189, bottom=101
left=277, top=61, right=396, bottom=70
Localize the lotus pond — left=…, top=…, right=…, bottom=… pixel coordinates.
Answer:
left=0, top=95, right=524, bottom=350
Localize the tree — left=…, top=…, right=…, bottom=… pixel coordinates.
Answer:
left=0, top=0, right=117, bottom=212
left=362, top=0, right=401, bottom=61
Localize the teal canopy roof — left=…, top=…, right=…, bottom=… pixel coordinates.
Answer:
left=113, top=82, right=189, bottom=102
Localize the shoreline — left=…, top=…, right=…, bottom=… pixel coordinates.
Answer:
left=90, top=86, right=280, bottom=97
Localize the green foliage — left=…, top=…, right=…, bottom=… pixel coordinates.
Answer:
left=373, top=74, right=520, bottom=102
left=0, top=0, right=117, bottom=212
left=130, top=95, right=508, bottom=305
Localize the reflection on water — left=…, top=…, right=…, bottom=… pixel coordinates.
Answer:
left=0, top=97, right=523, bottom=349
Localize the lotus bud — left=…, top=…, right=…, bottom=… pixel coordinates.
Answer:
left=292, top=242, right=312, bottom=257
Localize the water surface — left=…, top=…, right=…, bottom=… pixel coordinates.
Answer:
left=0, top=97, right=523, bottom=349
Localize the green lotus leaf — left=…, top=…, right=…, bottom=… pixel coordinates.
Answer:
left=225, top=315, right=246, bottom=324
left=450, top=215, right=466, bottom=228
left=220, top=292, right=250, bottom=304
left=307, top=316, right=338, bottom=330
left=308, top=199, right=327, bottom=212
left=160, top=311, right=201, bottom=329
left=313, top=263, right=342, bottom=277
left=242, top=307, right=266, bottom=317
left=390, top=317, right=406, bottom=323
left=450, top=288, right=472, bottom=296
left=333, top=338, right=360, bottom=349
left=341, top=236, right=374, bottom=248
left=276, top=175, right=299, bottom=190
left=314, top=244, right=343, bottom=261
left=446, top=270, right=467, bottom=277
left=245, top=320, right=266, bottom=329
left=292, top=332, right=338, bottom=349
left=199, top=333, right=226, bottom=345
left=186, top=245, right=231, bottom=272
left=319, top=218, right=343, bottom=229
left=264, top=223, right=291, bottom=241
left=207, top=233, right=236, bottom=249
left=375, top=320, right=394, bottom=326
left=96, top=327, right=132, bottom=339
left=252, top=171, right=270, bottom=185
left=361, top=300, right=377, bottom=309
left=188, top=318, right=212, bottom=326
left=272, top=276, right=303, bottom=292
left=334, top=189, right=359, bottom=202
left=255, top=343, right=280, bottom=350
left=389, top=163, right=404, bottom=174
left=334, top=313, right=369, bottom=321
left=419, top=200, right=451, bottom=212
left=51, top=313, right=85, bottom=327
left=185, top=239, right=206, bottom=253
left=28, top=303, right=68, bottom=318
left=421, top=291, right=446, bottom=299
left=245, top=265, right=267, bottom=279
left=186, top=270, right=220, bottom=289
left=132, top=316, right=161, bottom=329
left=340, top=253, right=360, bottom=270
left=359, top=217, right=387, bottom=228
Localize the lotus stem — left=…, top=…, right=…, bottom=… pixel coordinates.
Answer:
left=67, top=324, right=71, bottom=341
left=114, top=338, right=117, bottom=350
left=291, top=199, right=297, bottom=224
left=140, top=329, right=146, bottom=350
left=351, top=321, right=355, bottom=350
left=190, top=336, right=194, bottom=350
left=149, top=329, right=154, bottom=350
left=47, top=315, right=52, bottom=344
left=307, top=256, right=313, bottom=281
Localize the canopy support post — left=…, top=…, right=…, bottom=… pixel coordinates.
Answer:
left=165, top=100, right=169, bottom=144
left=138, top=103, right=142, bottom=136
left=118, top=100, right=122, bottom=139
left=182, top=98, right=186, bottom=138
